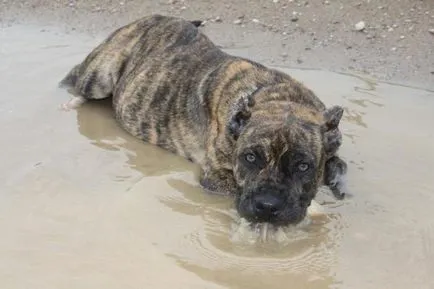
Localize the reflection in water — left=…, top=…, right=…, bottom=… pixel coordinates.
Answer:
left=342, top=107, right=367, bottom=128
left=348, top=98, right=384, bottom=108
left=74, top=98, right=343, bottom=289
left=75, top=99, right=198, bottom=177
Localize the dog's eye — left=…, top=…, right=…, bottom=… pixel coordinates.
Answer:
left=297, top=163, right=310, bottom=172
left=245, top=153, right=256, bottom=163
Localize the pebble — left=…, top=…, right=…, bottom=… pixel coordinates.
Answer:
left=355, top=21, right=366, bottom=31
left=252, top=18, right=260, bottom=23
left=429, top=29, right=434, bottom=35
left=391, top=47, right=397, bottom=51
left=399, top=35, right=405, bottom=40
left=214, top=16, right=222, bottom=23
left=273, top=0, right=279, bottom=3
left=233, top=19, right=242, bottom=25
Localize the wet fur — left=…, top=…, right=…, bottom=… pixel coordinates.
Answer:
left=60, top=15, right=347, bottom=223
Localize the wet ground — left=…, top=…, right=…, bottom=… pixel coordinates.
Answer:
left=2, top=0, right=433, bottom=91
left=1, top=24, right=434, bottom=289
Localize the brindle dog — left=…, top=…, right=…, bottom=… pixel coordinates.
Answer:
left=60, top=15, right=347, bottom=226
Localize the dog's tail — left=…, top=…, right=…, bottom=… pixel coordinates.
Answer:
left=190, top=20, right=204, bottom=27
left=59, top=64, right=80, bottom=89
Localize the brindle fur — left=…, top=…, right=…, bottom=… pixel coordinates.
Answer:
left=60, top=15, right=347, bottom=225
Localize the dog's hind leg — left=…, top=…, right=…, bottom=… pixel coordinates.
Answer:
left=59, top=58, right=118, bottom=110
left=58, top=35, right=129, bottom=110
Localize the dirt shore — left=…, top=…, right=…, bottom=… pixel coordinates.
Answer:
left=1, top=0, right=433, bottom=90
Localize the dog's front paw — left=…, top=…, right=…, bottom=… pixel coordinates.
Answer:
left=324, top=156, right=347, bottom=200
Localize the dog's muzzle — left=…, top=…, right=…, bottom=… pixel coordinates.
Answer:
left=238, top=184, right=310, bottom=225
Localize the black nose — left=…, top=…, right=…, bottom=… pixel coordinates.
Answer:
left=253, top=194, right=284, bottom=221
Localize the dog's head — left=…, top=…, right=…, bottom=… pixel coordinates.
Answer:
left=228, top=89, right=343, bottom=226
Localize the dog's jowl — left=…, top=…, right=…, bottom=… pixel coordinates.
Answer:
left=60, top=15, right=347, bottom=226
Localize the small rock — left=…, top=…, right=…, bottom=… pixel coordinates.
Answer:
left=119, top=1, right=124, bottom=5
left=392, top=24, right=398, bottom=28
left=296, top=58, right=303, bottom=64
left=324, top=0, right=330, bottom=4
left=291, top=16, right=299, bottom=22
left=391, top=47, right=397, bottom=51
left=429, top=29, right=434, bottom=35
left=273, top=0, right=279, bottom=3
left=281, top=52, right=288, bottom=57
left=399, top=35, right=405, bottom=40
left=252, top=18, right=260, bottom=23
left=180, top=6, right=187, bottom=10
left=233, top=19, right=242, bottom=25
left=214, top=16, right=222, bottom=23
left=355, top=21, right=366, bottom=31
left=388, top=27, right=394, bottom=32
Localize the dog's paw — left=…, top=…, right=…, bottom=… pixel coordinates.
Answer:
left=59, top=96, right=86, bottom=111
left=324, top=156, right=347, bottom=200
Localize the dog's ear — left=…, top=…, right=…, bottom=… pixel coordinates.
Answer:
left=227, top=96, right=254, bottom=140
left=322, top=105, right=344, bottom=156
left=323, top=105, right=344, bottom=130
left=228, top=111, right=251, bottom=140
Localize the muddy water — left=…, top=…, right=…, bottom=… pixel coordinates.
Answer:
left=1, top=24, right=434, bottom=289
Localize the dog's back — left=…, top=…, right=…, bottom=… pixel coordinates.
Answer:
left=59, top=14, right=328, bottom=164
left=59, top=15, right=206, bottom=101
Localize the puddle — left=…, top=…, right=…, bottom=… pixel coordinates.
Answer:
left=1, top=25, right=434, bottom=289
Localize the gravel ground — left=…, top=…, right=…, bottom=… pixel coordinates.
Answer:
left=1, top=0, right=433, bottom=90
